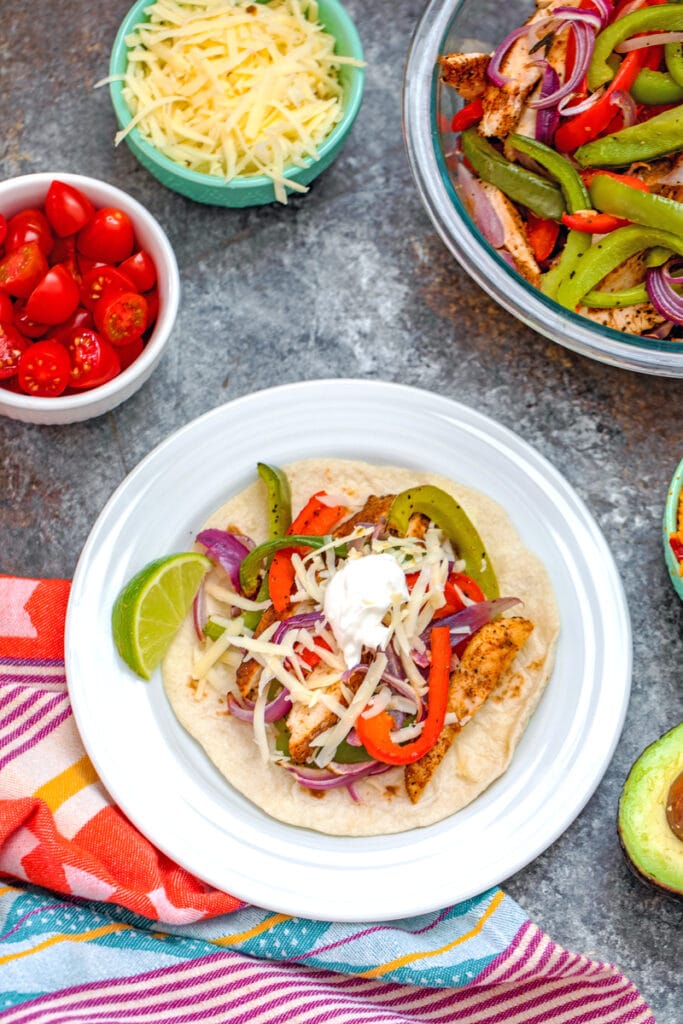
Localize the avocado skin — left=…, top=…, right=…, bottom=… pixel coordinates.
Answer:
left=617, top=722, right=683, bottom=901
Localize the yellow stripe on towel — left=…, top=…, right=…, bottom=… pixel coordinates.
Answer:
left=358, top=890, right=505, bottom=978
left=33, top=755, right=99, bottom=811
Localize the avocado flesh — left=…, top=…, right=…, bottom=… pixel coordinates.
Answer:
left=618, top=722, right=683, bottom=899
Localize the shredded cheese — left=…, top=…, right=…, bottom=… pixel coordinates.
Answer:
left=112, top=0, right=364, bottom=203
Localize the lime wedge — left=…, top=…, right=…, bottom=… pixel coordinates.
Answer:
left=112, top=552, right=211, bottom=680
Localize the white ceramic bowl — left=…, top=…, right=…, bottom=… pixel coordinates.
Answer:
left=403, top=0, right=683, bottom=378
left=0, top=173, right=179, bottom=424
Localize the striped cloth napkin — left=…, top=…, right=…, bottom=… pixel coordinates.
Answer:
left=0, top=575, right=655, bottom=1024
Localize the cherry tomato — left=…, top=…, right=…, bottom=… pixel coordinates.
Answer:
left=66, top=328, right=120, bottom=390
left=50, top=235, right=82, bottom=285
left=44, top=180, right=95, bottom=237
left=77, top=207, right=134, bottom=263
left=0, top=292, right=13, bottom=322
left=115, top=336, right=144, bottom=371
left=0, top=214, right=6, bottom=248
left=94, top=290, right=148, bottom=346
left=6, top=208, right=54, bottom=257
left=119, top=250, right=157, bottom=292
left=53, top=305, right=94, bottom=345
left=80, top=265, right=135, bottom=311
left=25, top=264, right=80, bottom=325
left=17, top=338, right=71, bottom=396
left=0, top=242, right=48, bottom=298
left=0, top=322, right=29, bottom=379
left=13, top=302, right=50, bottom=339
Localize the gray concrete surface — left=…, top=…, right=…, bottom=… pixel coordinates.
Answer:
left=0, top=2, right=681, bottom=1020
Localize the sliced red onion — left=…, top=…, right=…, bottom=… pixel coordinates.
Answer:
left=272, top=611, right=325, bottom=646
left=645, top=320, right=674, bottom=339
left=553, top=7, right=603, bottom=30
left=421, top=597, right=522, bottom=644
left=192, top=579, right=208, bottom=641
left=530, top=22, right=596, bottom=109
left=487, top=23, right=549, bottom=87
left=456, top=161, right=505, bottom=249
left=534, top=63, right=561, bottom=144
left=227, top=686, right=292, bottom=723
left=646, top=266, right=683, bottom=325
left=586, top=0, right=613, bottom=29
left=616, top=31, right=683, bottom=52
left=285, top=760, right=391, bottom=799
left=558, top=84, right=606, bottom=117
left=196, top=529, right=251, bottom=591
left=609, top=88, right=637, bottom=128
left=662, top=259, right=683, bottom=286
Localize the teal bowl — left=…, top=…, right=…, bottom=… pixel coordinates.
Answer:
left=664, top=459, right=683, bottom=601
left=109, top=0, right=365, bottom=207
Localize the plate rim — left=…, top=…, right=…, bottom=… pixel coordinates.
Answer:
left=66, top=378, right=632, bottom=921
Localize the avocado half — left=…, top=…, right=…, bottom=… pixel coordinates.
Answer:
left=618, top=722, right=683, bottom=899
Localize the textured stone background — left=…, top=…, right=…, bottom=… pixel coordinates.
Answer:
left=0, top=1, right=681, bottom=1019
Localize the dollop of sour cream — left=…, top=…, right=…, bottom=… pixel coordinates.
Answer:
left=323, top=553, right=409, bottom=669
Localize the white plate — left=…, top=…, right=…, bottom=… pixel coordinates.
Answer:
left=66, top=379, right=631, bottom=922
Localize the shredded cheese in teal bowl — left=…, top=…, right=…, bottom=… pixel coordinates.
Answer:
left=107, top=0, right=365, bottom=207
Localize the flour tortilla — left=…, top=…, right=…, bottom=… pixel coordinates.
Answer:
left=162, top=458, right=560, bottom=836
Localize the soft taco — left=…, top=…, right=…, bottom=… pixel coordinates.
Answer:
left=162, top=458, right=560, bottom=836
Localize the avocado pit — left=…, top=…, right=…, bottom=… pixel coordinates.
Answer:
left=666, top=770, right=683, bottom=842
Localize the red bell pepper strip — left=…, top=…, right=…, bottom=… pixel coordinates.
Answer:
left=405, top=570, right=485, bottom=620
left=580, top=169, right=651, bottom=193
left=355, top=626, right=451, bottom=766
left=268, top=492, right=347, bottom=613
left=554, top=48, right=657, bottom=152
left=451, top=98, right=484, bottom=133
left=525, top=213, right=561, bottom=261
left=670, top=534, right=683, bottom=563
left=561, top=210, right=630, bottom=232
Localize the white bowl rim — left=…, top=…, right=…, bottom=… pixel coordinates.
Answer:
left=403, top=0, right=683, bottom=378
left=0, top=171, right=179, bottom=412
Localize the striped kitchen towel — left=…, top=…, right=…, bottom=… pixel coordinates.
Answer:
left=0, top=575, right=655, bottom=1023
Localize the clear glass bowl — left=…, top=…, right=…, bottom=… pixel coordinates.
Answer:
left=403, top=0, right=683, bottom=377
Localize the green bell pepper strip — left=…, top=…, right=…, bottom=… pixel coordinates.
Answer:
left=505, top=135, right=592, bottom=299
left=387, top=485, right=499, bottom=600
left=581, top=283, right=649, bottom=308
left=460, top=129, right=565, bottom=221
left=242, top=462, right=293, bottom=630
left=631, top=67, right=683, bottom=105
left=508, top=134, right=591, bottom=212
left=239, top=534, right=347, bottom=597
left=555, top=225, right=683, bottom=310
left=588, top=6, right=683, bottom=91
left=589, top=174, right=683, bottom=234
left=576, top=103, right=683, bottom=166
left=257, top=462, right=292, bottom=539
left=666, top=40, right=683, bottom=88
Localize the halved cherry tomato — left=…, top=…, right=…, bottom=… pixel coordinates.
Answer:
left=13, top=302, right=50, bottom=339
left=25, top=264, right=80, bottom=325
left=119, top=250, right=157, bottom=292
left=115, top=336, right=144, bottom=371
left=0, top=242, right=48, bottom=298
left=53, top=305, right=94, bottom=346
left=0, top=292, right=13, bottom=322
left=94, top=290, right=148, bottom=346
left=144, top=287, right=159, bottom=330
left=80, top=265, right=135, bottom=311
left=66, top=328, right=121, bottom=390
left=44, top=180, right=95, bottom=237
left=0, top=323, right=29, bottom=379
left=0, top=214, right=6, bottom=248
left=6, top=208, right=54, bottom=257
left=77, top=207, right=134, bottom=263
left=17, top=338, right=71, bottom=396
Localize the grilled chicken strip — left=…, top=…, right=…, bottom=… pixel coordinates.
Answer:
left=578, top=252, right=665, bottom=336
left=479, top=182, right=542, bottom=286
left=404, top=616, right=534, bottom=804
left=438, top=53, right=490, bottom=99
